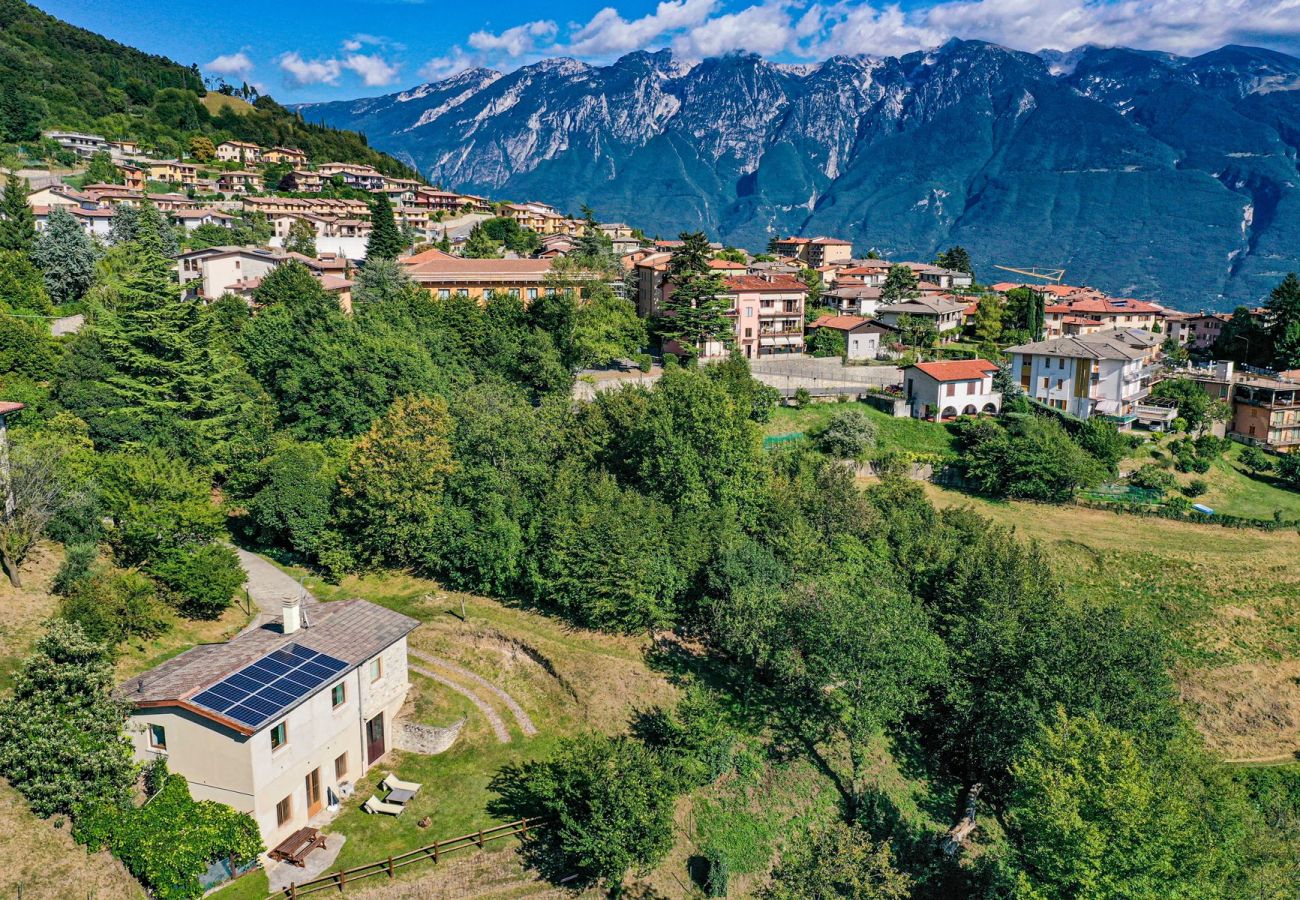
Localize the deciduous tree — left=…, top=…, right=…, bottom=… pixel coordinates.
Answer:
left=283, top=217, right=317, bottom=257
left=760, top=822, right=911, bottom=900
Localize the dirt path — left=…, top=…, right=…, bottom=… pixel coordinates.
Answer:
left=409, top=650, right=538, bottom=737
left=411, top=665, right=510, bottom=743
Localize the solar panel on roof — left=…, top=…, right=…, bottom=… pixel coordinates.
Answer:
left=186, top=643, right=351, bottom=730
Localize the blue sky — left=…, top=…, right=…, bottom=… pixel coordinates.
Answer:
left=34, top=0, right=1300, bottom=103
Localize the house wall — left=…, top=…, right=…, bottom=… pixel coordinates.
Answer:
left=846, top=330, right=880, bottom=360
left=905, top=371, right=999, bottom=419
left=127, top=706, right=256, bottom=810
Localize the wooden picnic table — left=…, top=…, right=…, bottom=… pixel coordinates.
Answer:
left=270, top=826, right=326, bottom=867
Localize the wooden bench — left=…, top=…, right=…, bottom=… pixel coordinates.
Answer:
left=270, top=826, right=326, bottom=867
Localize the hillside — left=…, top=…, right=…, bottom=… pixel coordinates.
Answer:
left=0, top=0, right=416, bottom=178
left=301, top=41, right=1300, bottom=310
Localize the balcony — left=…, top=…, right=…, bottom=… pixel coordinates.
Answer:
left=758, top=328, right=804, bottom=338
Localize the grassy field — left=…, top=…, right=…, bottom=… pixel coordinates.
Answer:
left=1123, top=437, right=1300, bottom=520
left=765, top=401, right=957, bottom=458
left=200, top=93, right=254, bottom=116
left=921, top=483, right=1300, bottom=760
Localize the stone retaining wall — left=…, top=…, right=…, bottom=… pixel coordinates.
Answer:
left=393, top=718, right=465, bottom=755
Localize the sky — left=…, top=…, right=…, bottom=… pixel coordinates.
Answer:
left=33, top=0, right=1300, bottom=103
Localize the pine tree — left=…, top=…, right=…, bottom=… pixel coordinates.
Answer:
left=1267, top=272, right=1300, bottom=370
left=655, top=232, right=732, bottom=358
left=462, top=223, right=500, bottom=258
left=935, top=245, right=974, bottom=275
left=0, top=171, right=36, bottom=255
left=31, top=207, right=97, bottom=305
left=881, top=264, right=920, bottom=304
left=83, top=151, right=121, bottom=185
left=365, top=193, right=403, bottom=261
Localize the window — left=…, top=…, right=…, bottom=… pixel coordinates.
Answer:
left=335, top=752, right=348, bottom=780
left=270, top=721, right=287, bottom=751
left=331, top=682, right=346, bottom=709
left=369, top=658, right=383, bottom=683
left=148, top=724, right=167, bottom=751
left=508, top=288, right=520, bottom=298
left=527, top=288, right=539, bottom=300
left=438, top=289, right=450, bottom=299
left=744, top=328, right=752, bottom=338
left=945, top=382, right=956, bottom=397
left=276, top=795, right=292, bottom=826
left=745, top=307, right=754, bottom=317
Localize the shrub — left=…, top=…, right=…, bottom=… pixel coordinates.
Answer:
left=74, top=766, right=263, bottom=900
left=60, top=568, right=172, bottom=645
left=1128, top=464, right=1178, bottom=494
left=1183, top=479, right=1208, bottom=498
left=52, top=541, right=98, bottom=596
left=635, top=353, right=653, bottom=373
left=813, top=407, right=877, bottom=459
left=793, top=388, right=812, bottom=409
left=631, top=685, right=736, bottom=791
left=149, top=543, right=245, bottom=619
left=705, top=846, right=729, bottom=897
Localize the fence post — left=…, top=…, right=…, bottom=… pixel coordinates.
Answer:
left=338, top=868, right=347, bottom=892
left=387, top=855, right=394, bottom=878
left=521, top=818, right=529, bottom=838
left=434, top=840, right=440, bottom=863
left=288, top=884, right=296, bottom=900
left=477, top=829, right=484, bottom=848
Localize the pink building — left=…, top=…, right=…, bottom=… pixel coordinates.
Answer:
left=656, top=272, right=807, bottom=359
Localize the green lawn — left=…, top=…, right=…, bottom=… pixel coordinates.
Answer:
left=765, top=401, right=956, bottom=458
left=1122, top=437, right=1300, bottom=520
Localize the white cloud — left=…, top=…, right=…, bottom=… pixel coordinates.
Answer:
left=278, top=52, right=342, bottom=86
left=419, top=46, right=477, bottom=80
left=205, top=51, right=255, bottom=79
left=468, top=20, right=559, bottom=56
left=566, top=0, right=719, bottom=55
left=671, top=1, right=807, bottom=59
left=343, top=53, right=402, bottom=86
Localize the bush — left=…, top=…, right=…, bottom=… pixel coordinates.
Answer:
left=631, top=685, right=736, bottom=791
left=1129, top=464, right=1178, bottom=494
left=52, top=541, right=98, bottom=596
left=705, top=846, right=729, bottom=897
left=74, top=766, right=263, bottom=900
left=793, top=388, right=812, bottom=409
left=635, top=353, right=653, bottom=373
left=60, top=568, right=172, bottom=645
left=1239, top=446, right=1273, bottom=475
left=813, top=407, right=877, bottom=459
left=1183, top=479, right=1208, bottom=498
left=149, top=543, right=245, bottom=619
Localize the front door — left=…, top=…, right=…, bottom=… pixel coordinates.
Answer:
left=305, top=767, right=322, bottom=818
left=366, top=713, right=385, bottom=764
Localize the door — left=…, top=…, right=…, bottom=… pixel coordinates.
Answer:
left=305, top=767, right=322, bottom=818
left=366, top=713, right=385, bottom=764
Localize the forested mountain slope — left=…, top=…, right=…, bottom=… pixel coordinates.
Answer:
left=0, top=0, right=416, bottom=177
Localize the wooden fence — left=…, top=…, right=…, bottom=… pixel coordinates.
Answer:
left=278, top=818, right=545, bottom=898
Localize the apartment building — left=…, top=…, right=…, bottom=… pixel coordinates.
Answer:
left=1230, top=373, right=1300, bottom=452
left=149, top=160, right=200, bottom=187
left=216, top=140, right=264, bottom=164
left=771, top=236, right=853, bottom=267
left=1007, top=329, right=1163, bottom=421
left=119, top=598, right=417, bottom=844
left=401, top=248, right=557, bottom=301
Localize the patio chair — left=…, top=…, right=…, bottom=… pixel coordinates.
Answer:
left=362, top=795, right=404, bottom=816
left=380, top=773, right=423, bottom=795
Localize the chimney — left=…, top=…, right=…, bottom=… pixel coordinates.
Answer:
left=282, top=597, right=301, bottom=635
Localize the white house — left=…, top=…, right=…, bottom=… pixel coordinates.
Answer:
left=903, top=359, right=1002, bottom=420
left=808, top=314, right=895, bottom=360
left=1007, top=328, right=1163, bottom=422
left=177, top=246, right=283, bottom=300
left=119, top=597, right=418, bottom=844
left=875, top=297, right=967, bottom=340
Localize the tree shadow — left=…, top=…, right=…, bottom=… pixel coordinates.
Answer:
left=485, top=762, right=588, bottom=889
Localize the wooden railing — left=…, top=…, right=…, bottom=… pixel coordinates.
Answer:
left=279, top=818, right=545, bottom=898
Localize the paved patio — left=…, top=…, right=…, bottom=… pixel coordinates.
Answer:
left=265, top=832, right=347, bottom=896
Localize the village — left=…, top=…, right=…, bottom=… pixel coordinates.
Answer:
left=4, top=119, right=1300, bottom=900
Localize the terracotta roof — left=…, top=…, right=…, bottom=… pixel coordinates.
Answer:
left=708, top=259, right=747, bottom=270
left=722, top=274, right=806, bottom=292
left=0, top=401, right=25, bottom=415
left=909, top=359, right=999, bottom=381
left=118, top=599, right=418, bottom=735
left=1066, top=297, right=1161, bottom=315
left=810, top=314, right=886, bottom=332
left=402, top=248, right=553, bottom=280
left=810, top=237, right=851, bottom=245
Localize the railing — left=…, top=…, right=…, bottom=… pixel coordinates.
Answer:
left=278, top=818, right=544, bottom=899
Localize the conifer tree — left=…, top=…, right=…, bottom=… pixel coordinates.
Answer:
left=365, top=192, right=403, bottom=261
left=1267, top=272, right=1300, bottom=370
left=32, top=207, right=96, bottom=305
left=462, top=223, right=501, bottom=259
left=655, top=231, right=732, bottom=357
left=881, top=264, right=920, bottom=304
left=284, top=218, right=317, bottom=257
left=0, top=171, right=36, bottom=255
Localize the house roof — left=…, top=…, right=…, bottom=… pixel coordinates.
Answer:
left=118, top=599, right=418, bottom=735
left=0, top=401, right=25, bottom=416
left=708, top=259, right=747, bottom=270
left=810, top=314, right=890, bottom=333
left=1007, top=328, right=1158, bottom=361
left=402, top=248, right=554, bottom=281
left=908, top=359, right=999, bottom=381
left=810, top=236, right=851, bottom=245
left=722, top=274, right=806, bottom=292
left=878, top=298, right=968, bottom=316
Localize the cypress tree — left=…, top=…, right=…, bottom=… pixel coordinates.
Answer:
left=462, top=223, right=500, bottom=259
left=0, top=171, right=36, bottom=255
left=365, top=193, right=403, bottom=261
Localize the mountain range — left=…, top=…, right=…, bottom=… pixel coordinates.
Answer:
left=299, top=40, right=1300, bottom=311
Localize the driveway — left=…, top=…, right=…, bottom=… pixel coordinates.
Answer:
left=234, top=547, right=317, bottom=627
